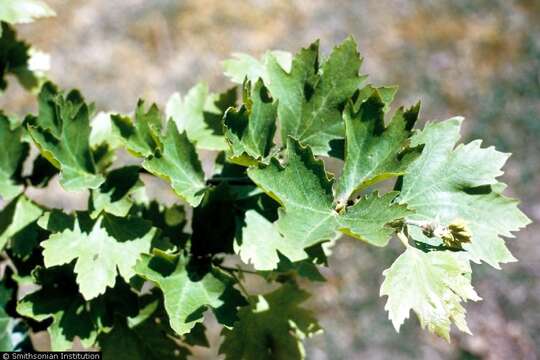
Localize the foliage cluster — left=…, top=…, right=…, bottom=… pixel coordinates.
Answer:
left=0, top=2, right=529, bottom=358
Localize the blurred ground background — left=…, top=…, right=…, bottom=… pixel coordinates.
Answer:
left=1, top=0, right=539, bottom=359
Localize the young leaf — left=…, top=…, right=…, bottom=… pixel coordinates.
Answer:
left=380, top=247, right=481, bottom=341
left=41, top=214, right=156, bottom=300
left=142, top=120, right=206, bottom=207
left=26, top=82, right=105, bottom=191
left=265, top=37, right=365, bottom=155
left=224, top=80, right=277, bottom=165
left=166, top=83, right=232, bottom=150
left=0, top=114, right=28, bottom=200
left=220, top=283, right=321, bottom=360
left=134, top=251, right=245, bottom=335
left=398, top=118, right=531, bottom=268
left=334, top=93, right=421, bottom=204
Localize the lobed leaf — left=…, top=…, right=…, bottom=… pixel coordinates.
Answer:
left=220, top=283, right=321, bottom=360
left=380, top=247, right=481, bottom=341
left=166, top=83, right=236, bottom=151
left=41, top=214, right=156, bottom=300
left=111, top=101, right=161, bottom=158
left=334, top=92, right=421, bottom=204
left=247, top=137, right=411, bottom=261
left=222, top=50, right=292, bottom=85
left=398, top=118, right=531, bottom=268
left=142, top=120, right=206, bottom=207
left=265, top=37, right=365, bottom=155
left=134, top=251, right=245, bottom=335
left=235, top=210, right=308, bottom=271
left=224, top=80, right=277, bottom=165
left=26, top=82, right=105, bottom=191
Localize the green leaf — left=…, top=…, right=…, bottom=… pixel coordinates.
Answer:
left=0, top=0, right=55, bottom=28
left=142, top=120, right=206, bottom=207
left=166, top=83, right=233, bottom=150
left=235, top=210, right=308, bottom=271
left=248, top=138, right=338, bottom=248
left=99, top=294, right=191, bottom=360
left=41, top=214, right=156, bottom=299
left=356, top=84, right=398, bottom=113
left=334, top=93, right=421, bottom=204
left=90, top=166, right=143, bottom=218
left=134, top=251, right=244, bottom=335
left=224, top=80, right=277, bottom=165
left=265, top=37, right=365, bottom=155
left=380, top=247, right=481, bottom=341
left=249, top=137, right=410, bottom=254
left=99, top=321, right=190, bottom=360
left=220, top=283, right=321, bottom=360
left=0, top=195, right=42, bottom=252
left=398, top=118, right=531, bottom=268
left=0, top=113, right=28, bottom=200
left=222, top=50, right=292, bottom=85
left=26, top=82, right=105, bottom=191
left=338, top=192, right=411, bottom=247
left=111, top=101, right=161, bottom=158
left=16, top=266, right=102, bottom=350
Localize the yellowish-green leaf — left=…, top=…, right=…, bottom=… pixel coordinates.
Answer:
left=41, top=215, right=156, bottom=300
left=235, top=210, right=308, bottom=271
left=166, top=83, right=232, bottom=151
left=380, top=247, right=480, bottom=341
